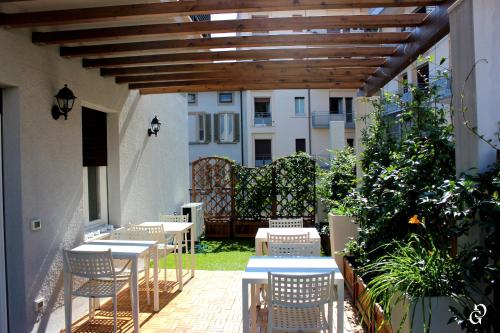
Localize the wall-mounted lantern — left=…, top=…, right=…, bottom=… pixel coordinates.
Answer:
left=51, top=84, right=76, bottom=120
left=148, top=115, right=161, bottom=137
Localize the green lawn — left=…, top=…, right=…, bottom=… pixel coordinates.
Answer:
left=159, top=239, right=255, bottom=271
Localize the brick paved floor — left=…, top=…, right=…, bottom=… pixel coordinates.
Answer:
left=63, top=270, right=364, bottom=333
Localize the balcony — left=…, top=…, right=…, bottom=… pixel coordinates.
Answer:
left=311, top=112, right=355, bottom=129
left=254, top=112, right=272, bottom=126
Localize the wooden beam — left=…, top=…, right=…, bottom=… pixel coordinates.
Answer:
left=2, top=0, right=442, bottom=28
left=83, top=47, right=395, bottom=68
left=60, top=32, right=411, bottom=57
left=32, top=14, right=426, bottom=44
left=115, top=68, right=374, bottom=84
left=359, top=0, right=455, bottom=96
left=101, top=59, right=386, bottom=76
left=139, top=82, right=363, bottom=94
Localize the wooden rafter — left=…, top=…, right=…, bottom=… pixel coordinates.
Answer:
left=1, top=0, right=442, bottom=28
left=139, top=82, right=363, bottom=94
left=83, top=47, right=395, bottom=68
left=359, top=0, right=454, bottom=96
left=115, top=68, right=375, bottom=84
left=32, top=14, right=426, bottom=44
left=100, top=59, right=386, bottom=76
left=60, top=32, right=411, bottom=57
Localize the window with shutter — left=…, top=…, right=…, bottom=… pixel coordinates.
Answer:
left=213, top=113, right=220, bottom=143
left=233, top=114, right=240, bottom=143
left=188, top=112, right=210, bottom=144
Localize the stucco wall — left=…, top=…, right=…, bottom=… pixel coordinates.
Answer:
left=0, top=27, right=188, bottom=332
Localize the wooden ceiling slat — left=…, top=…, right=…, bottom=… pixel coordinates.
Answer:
left=1, top=0, right=442, bottom=28
left=32, top=14, right=426, bottom=44
left=131, top=78, right=365, bottom=90
left=60, top=32, right=411, bottom=57
left=139, top=82, right=363, bottom=94
left=360, top=1, right=454, bottom=96
left=115, top=70, right=372, bottom=84
left=100, top=59, right=386, bottom=76
left=83, top=47, right=396, bottom=68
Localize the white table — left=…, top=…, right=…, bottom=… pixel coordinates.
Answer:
left=242, top=256, right=344, bottom=333
left=254, top=227, right=321, bottom=256
left=140, top=222, right=196, bottom=291
left=64, top=240, right=159, bottom=333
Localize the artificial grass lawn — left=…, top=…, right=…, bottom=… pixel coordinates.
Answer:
left=159, top=239, right=255, bottom=271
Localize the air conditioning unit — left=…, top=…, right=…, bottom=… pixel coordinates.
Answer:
left=181, top=202, right=204, bottom=241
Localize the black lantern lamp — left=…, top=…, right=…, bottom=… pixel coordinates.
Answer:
left=52, top=84, right=76, bottom=120
left=148, top=115, right=161, bottom=136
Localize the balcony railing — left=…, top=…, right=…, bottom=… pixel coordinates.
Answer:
left=255, top=154, right=272, bottom=167
left=311, top=112, right=355, bottom=129
left=254, top=112, right=272, bottom=126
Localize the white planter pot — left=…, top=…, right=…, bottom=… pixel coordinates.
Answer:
left=328, top=213, right=358, bottom=271
left=390, top=296, right=463, bottom=333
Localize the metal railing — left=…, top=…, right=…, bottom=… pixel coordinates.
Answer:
left=311, top=112, right=355, bottom=129
left=254, top=112, right=272, bottom=126
left=255, top=154, right=272, bottom=167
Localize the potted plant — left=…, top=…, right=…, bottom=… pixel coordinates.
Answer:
left=316, top=223, right=331, bottom=256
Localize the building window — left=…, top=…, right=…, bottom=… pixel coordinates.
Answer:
left=294, top=97, right=305, bottom=116
left=347, top=138, right=354, bottom=148
left=255, top=139, right=272, bottom=167
left=254, top=97, right=272, bottom=126
left=329, top=97, right=344, bottom=114
left=187, top=93, right=197, bottom=105
left=345, top=97, right=353, bottom=123
left=218, top=92, right=233, bottom=104
left=214, top=113, right=240, bottom=143
left=295, top=138, right=306, bottom=153
left=188, top=113, right=211, bottom=144
left=82, top=108, right=108, bottom=225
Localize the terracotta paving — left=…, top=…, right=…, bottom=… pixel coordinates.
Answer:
left=63, top=270, right=365, bottom=333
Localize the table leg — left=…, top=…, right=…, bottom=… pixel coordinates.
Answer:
left=177, top=232, right=184, bottom=291
left=336, top=278, right=344, bottom=333
left=250, top=284, right=257, bottom=333
left=190, top=225, right=195, bottom=278
left=153, top=245, right=159, bottom=312
left=131, top=257, right=140, bottom=333
left=255, top=239, right=262, bottom=256
left=242, top=280, right=249, bottom=333
left=64, top=269, right=72, bottom=333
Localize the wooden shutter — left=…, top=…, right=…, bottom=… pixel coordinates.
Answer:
left=82, top=107, right=107, bottom=166
left=213, top=113, right=220, bottom=143
left=204, top=113, right=211, bottom=143
left=233, top=113, right=240, bottom=143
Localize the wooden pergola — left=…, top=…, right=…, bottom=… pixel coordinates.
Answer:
left=0, top=0, right=455, bottom=96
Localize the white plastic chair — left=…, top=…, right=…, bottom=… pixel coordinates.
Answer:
left=64, top=249, right=131, bottom=333
left=128, top=224, right=179, bottom=290
left=268, top=242, right=320, bottom=257
left=267, top=272, right=336, bottom=333
left=268, top=217, right=304, bottom=228
left=159, top=214, right=190, bottom=255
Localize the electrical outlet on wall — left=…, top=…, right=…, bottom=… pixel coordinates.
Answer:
left=34, top=297, right=44, bottom=313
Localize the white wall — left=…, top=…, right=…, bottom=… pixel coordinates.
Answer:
left=0, top=27, right=188, bottom=332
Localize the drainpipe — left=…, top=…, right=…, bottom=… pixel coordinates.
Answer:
left=308, top=89, right=312, bottom=155
left=240, top=90, right=244, bottom=165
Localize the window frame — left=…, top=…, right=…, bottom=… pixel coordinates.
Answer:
left=83, top=165, right=108, bottom=228
left=294, top=97, right=306, bottom=117
left=187, top=93, right=197, bottom=105
left=218, top=112, right=235, bottom=143
left=188, top=112, right=210, bottom=144
left=218, top=92, right=234, bottom=105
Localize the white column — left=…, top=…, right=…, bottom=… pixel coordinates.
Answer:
left=328, top=120, right=346, bottom=155
left=353, top=97, right=378, bottom=179
left=449, top=0, right=500, bottom=174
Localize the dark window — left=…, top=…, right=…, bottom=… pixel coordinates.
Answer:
left=254, top=98, right=271, bottom=126
left=347, top=139, right=354, bottom=148
left=345, top=98, right=353, bottom=123
left=218, top=92, right=233, bottom=104
left=187, top=93, right=197, bottom=104
left=82, top=107, right=107, bottom=166
left=295, top=139, right=306, bottom=153
left=87, top=166, right=100, bottom=221
left=329, top=97, right=343, bottom=114
left=255, top=139, right=272, bottom=167
left=417, top=63, right=429, bottom=91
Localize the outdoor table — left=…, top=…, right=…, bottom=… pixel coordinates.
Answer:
left=242, top=256, right=344, bottom=333
left=64, top=239, right=159, bottom=333
left=140, top=222, right=196, bottom=290
left=254, top=227, right=321, bottom=255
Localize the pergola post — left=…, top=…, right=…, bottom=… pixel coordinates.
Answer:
left=449, top=0, right=500, bottom=174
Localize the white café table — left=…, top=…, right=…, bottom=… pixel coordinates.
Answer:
left=140, top=222, right=196, bottom=291
left=254, top=227, right=321, bottom=256
left=64, top=239, right=159, bottom=333
left=242, top=256, right=344, bottom=333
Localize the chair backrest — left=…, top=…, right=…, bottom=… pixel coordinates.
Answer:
left=268, top=242, right=320, bottom=257
left=268, top=218, right=303, bottom=228
left=159, top=214, right=189, bottom=223
left=267, top=233, right=310, bottom=243
left=65, top=249, right=115, bottom=279
left=110, top=228, right=132, bottom=240
left=128, top=224, right=165, bottom=243
left=268, top=272, right=333, bottom=307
